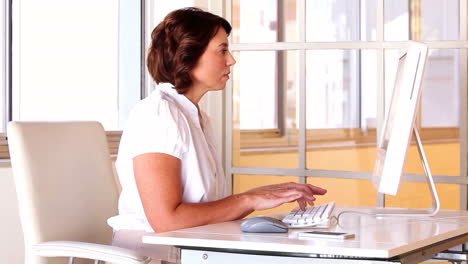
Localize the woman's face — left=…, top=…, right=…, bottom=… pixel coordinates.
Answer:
left=190, top=28, right=236, bottom=92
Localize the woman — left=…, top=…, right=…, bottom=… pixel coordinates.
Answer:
left=108, top=7, right=327, bottom=263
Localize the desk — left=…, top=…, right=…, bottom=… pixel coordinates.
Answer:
left=143, top=207, right=468, bottom=264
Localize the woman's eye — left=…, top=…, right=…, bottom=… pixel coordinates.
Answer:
left=220, top=49, right=228, bottom=54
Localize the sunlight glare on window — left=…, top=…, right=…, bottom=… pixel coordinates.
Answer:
left=13, top=0, right=119, bottom=129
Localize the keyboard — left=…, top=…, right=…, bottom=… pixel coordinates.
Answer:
left=282, top=202, right=335, bottom=228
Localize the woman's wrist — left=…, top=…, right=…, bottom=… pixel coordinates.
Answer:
left=234, top=192, right=255, bottom=213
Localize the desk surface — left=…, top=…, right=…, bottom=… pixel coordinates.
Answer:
left=143, top=207, right=468, bottom=259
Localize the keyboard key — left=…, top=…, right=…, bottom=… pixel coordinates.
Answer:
left=282, top=202, right=335, bottom=228
left=321, top=202, right=335, bottom=220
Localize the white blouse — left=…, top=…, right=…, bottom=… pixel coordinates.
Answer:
left=107, top=86, right=226, bottom=232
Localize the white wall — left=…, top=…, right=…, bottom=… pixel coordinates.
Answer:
left=0, top=162, right=24, bottom=264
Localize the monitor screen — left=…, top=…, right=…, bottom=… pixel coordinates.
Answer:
left=373, top=41, right=428, bottom=196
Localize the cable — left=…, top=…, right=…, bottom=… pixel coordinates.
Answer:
left=332, top=210, right=468, bottom=225
left=331, top=210, right=378, bottom=226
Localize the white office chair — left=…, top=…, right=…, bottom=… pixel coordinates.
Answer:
left=8, top=121, right=151, bottom=264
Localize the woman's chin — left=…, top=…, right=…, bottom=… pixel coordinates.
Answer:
left=208, top=85, right=226, bottom=92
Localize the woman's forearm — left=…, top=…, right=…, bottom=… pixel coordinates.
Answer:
left=152, top=193, right=254, bottom=233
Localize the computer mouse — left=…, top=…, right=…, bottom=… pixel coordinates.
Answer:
left=240, top=216, right=288, bottom=233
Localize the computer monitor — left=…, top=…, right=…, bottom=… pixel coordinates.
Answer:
left=372, top=41, right=440, bottom=216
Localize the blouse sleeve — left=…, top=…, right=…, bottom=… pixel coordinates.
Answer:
left=125, top=97, right=190, bottom=160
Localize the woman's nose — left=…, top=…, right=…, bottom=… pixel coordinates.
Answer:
left=227, top=51, right=236, bottom=66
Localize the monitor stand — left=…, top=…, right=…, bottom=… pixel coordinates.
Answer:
left=372, top=126, right=441, bottom=217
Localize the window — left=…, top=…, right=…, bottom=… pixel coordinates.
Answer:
left=0, top=1, right=216, bottom=158
left=0, top=0, right=147, bottom=132
left=11, top=0, right=121, bottom=129
left=0, top=0, right=145, bottom=157
left=228, top=0, right=467, bottom=215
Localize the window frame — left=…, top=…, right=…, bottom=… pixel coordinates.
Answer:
left=2, top=0, right=12, bottom=131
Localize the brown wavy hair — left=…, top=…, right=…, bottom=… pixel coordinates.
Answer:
left=147, top=7, right=232, bottom=94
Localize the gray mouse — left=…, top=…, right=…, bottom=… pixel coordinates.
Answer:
left=240, top=216, right=289, bottom=233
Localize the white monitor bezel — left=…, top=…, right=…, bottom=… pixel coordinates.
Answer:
left=374, top=41, right=428, bottom=196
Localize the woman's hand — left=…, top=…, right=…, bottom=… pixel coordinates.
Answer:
left=241, top=182, right=327, bottom=211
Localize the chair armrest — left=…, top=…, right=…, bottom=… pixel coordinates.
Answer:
left=32, top=240, right=151, bottom=264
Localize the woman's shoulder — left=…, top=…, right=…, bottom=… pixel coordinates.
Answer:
left=131, top=87, right=185, bottom=120
left=119, top=87, right=191, bottom=160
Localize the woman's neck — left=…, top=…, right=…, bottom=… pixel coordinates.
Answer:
left=183, top=85, right=207, bottom=106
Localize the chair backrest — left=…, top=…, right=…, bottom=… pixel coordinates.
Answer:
left=8, top=121, right=119, bottom=264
